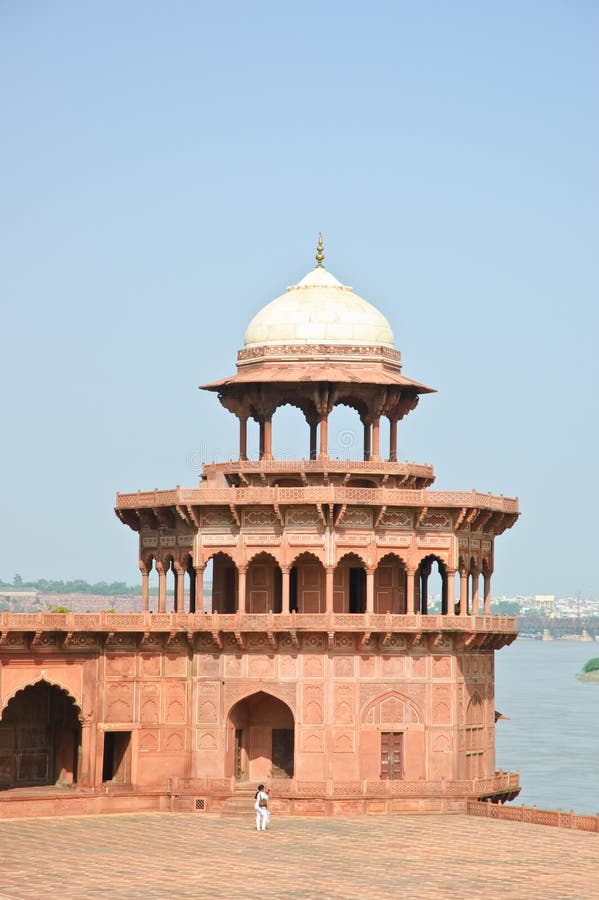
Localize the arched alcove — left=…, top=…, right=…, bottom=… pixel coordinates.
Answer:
left=227, top=691, right=294, bottom=782
left=289, top=552, right=325, bottom=613
left=375, top=553, right=407, bottom=614
left=207, top=552, right=238, bottom=613
left=0, top=681, right=81, bottom=790
left=246, top=552, right=282, bottom=613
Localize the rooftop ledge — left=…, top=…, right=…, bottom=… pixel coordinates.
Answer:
left=115, top=486, right=519, bottom=514
left=0, top=611, right=518, bottom=637
left=202, top=459, right=435, bottom=476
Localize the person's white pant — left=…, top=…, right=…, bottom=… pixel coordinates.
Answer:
left=255, top=808, right=269, bottom=830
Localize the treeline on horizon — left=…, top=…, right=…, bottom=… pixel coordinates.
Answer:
left=0, top=575, right=140, bottom=596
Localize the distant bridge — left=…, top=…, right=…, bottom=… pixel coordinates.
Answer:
left=517, top=616, right=599, bottom=640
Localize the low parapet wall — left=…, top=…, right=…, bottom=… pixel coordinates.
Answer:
left=468, top=799, right=599, bottom=833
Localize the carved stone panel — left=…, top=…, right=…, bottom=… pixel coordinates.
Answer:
left=139, top=683, right=160, bottom=725
left=104, top=683, right=134, bottom=723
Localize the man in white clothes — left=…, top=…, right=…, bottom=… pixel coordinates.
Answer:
left=254, top=784, right=270, bottom=831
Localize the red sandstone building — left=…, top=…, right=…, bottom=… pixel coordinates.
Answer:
left=0, top=241, right=520, bottom=816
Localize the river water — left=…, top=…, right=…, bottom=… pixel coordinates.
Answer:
left=494, top=639, right=599, bottom=815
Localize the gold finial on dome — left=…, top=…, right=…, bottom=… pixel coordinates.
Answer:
left=315, top=233, right=325, bottom=268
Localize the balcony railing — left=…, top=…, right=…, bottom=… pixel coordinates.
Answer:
left=116, top=485, right=519, bottom=514
left=0, top=611, right=518, bottom=634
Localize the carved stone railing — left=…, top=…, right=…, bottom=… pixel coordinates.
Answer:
left=171, top=770, right=519, bottom=801
left=203, top=459, right=435, bottom=478
left=116, top=485, right=519, bottom=514
left=0, top=610, right=518, bottom=635
left=468, top=799, right=599, bottom=833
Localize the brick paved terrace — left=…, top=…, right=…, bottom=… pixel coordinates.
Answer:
left=0, top=812, right=597, bottom=899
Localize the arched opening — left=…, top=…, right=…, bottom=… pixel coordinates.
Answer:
left=164, top=555, right=176, bottom=613
left=334, top=553, right=367, bottom=613
left=271, top=403, right=310, bottom=460
left=228, top=691, right=294, bottom=783
left=246, top=553, right=282, bottom=613
left=210, top=553, right=238, bottom=613
left=183, top=555, right=196, bottom=613
left=0, top=681, right=81, bottom=790
left=417, top=556, right=447, bottom=614
left=374, top=554, right=407, bottom=614
left=289, top=552, right=325, bottom=613
left=146, top=555, right=159, bottom=613
left=327, top=404, right=364, bottom=460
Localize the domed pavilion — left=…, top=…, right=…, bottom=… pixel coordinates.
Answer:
left=0, top=238, right=520, bottom=816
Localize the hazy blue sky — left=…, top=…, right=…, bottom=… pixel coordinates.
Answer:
left=1, top=2, right=597, bottom=596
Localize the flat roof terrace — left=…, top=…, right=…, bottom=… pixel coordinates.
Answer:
left=0, top=811, right=596, bottom=899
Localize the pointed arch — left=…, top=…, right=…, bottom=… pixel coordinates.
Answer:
left=0, top=680, right=82, bottom=789
left=289, top=552, right=325, bottom=614
left=361, top=689, right=421, bottom=725
left=1, top=676, right=82, bottom=720
left=207, top=552, right=238, bottom=614
left=417, top=554, right=448, bottom=614
left=246, top=552, right=282, bottom=613
left=375, top=553, right=408, bottom=614
left=226, top=689, right=295, bottom=783
left=334, top=552, right=367, bottom=614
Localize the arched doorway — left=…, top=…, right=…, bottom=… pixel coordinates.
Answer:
left=0, top=681, right=81, bottom=789
left=228, top=692, right=294, bottom=783
left=210, top=552, right=238, bottom=613
left=290, top=552, right=325, bottom=613
left=375, top=554, right=407, bottom=614
left=246, top=552, right=282, bottom=613
left=334, top=553, right=367, bottom=613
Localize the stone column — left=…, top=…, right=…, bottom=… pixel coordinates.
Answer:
left=446, top=569, right=456, bottom=615
left=471, top=570, right=480, bottom=616
left=194, top=565, right=204, bottom=613
left=366, top=569, right=375, bottom=614
left=421, top=571, right=429, bottom=615
left=371, top=417, right=381, bottom=461
left=157, top=563, right=167, bottom=613
left=139, top=566, right=149, bottom=613
left=78, top=718, right=93, bottom=789
left=263, top=416, right=273, bottom=461
left=189, top=564, right=196, bottom=613
left=325, top=566, right=335, bottom=614
left=259, top=421, right=265, bottom=459
left=459, top=571, right=468, bottom=615
left=319, top=413, right=329, bottom=459
left=483, top=570, right=492, bottom=615
left=389, top=418, right=398, bottom=462
left=281, top=568, right=290, bottom=613
left=174, top=564, right=185, bottom=613
left=309, top=422, right=318, bottom=461
left=239, top=417, right=248, bottom=461
left=363, top=421, right=371, bottom=461
left=407, top=568, right=416, bottom=614
left=238, top=566, right=247, bottom=614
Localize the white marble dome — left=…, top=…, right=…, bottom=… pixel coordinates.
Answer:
left=244, top=266, right=395, bottom=349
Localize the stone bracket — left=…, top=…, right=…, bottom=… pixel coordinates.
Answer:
left=234, top=631, right=246, bottom=650
left=358, top=631, right=371, bottom=650
left=211, top=630, right=223, bottom=650
left=266, top=631, right=277, bottom=649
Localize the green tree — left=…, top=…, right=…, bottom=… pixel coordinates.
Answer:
left=582, top=658, right=599, bottom=674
